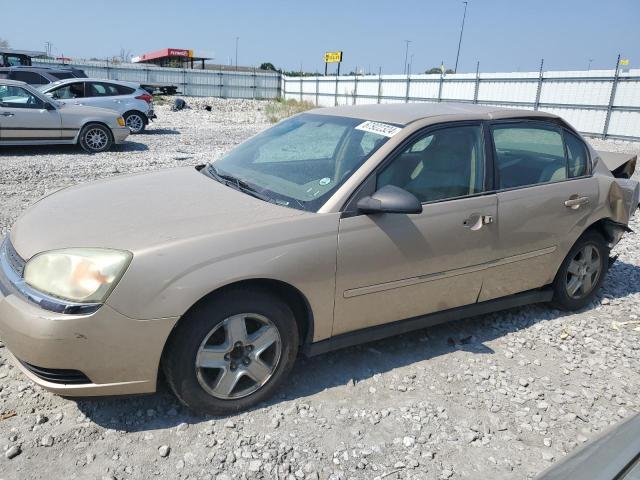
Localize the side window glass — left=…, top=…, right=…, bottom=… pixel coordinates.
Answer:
left=0, top=85, right=44, bottom=109
left=51, top=83, right=84, bottom=99
left=11, top=71, right=47, bottom=85
left=87, top=82, right=108, bottom=96
left=377, top=125, right=485, bottom=203
left=564, top=132, right=589, bottom=177
left=492, top=125, right=566, bottom=189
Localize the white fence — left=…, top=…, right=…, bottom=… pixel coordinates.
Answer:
left=282, top=69, right=640, bottom=141
left=34, top=58, right=281, bottom=99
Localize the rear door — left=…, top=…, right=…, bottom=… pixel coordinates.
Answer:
left=0, top=84, right=61, bottom=141
left=333, top=123, right=500, bottom=335
left=84, top=81, right=124, bottom=113
left=480, top=120, right=599, bottom=301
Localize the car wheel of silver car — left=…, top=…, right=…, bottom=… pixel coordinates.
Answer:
left=124, top=112, right=146, bottom=134
left=163, top=287, right=299, bottom=415
left=78, top=123, right=113, bottom=153
left=551, top=231, right=609, bottom=311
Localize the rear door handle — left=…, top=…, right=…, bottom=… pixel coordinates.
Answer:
left=0, top=112, right=14, bottom=117
left=564, top=195, right=590, bottom=210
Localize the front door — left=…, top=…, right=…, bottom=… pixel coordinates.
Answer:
left=0, top=85, right=61, bottom=141
left=480, top=121, right=599, bottom=301
left=333, top=123, right=499, bottom=336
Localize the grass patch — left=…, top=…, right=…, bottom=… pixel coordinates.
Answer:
left=264, top=98, right=315, bottom=123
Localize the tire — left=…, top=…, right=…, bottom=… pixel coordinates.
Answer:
left=123, top=111, right=146, bottom=134
left=551, top=231, right=609, bottom=311
left=78, top=123, right=113, bottom=153
left=163, top=288, right=299, bottom=415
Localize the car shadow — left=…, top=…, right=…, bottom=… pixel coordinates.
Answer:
left=0, top=141, right=148, bottom=156
left=74, top=259, right=640, bottom=432
left=142, top=128, right=180, bottom=135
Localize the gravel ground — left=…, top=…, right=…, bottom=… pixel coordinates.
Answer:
left=0, top=98, right=639, bottom=480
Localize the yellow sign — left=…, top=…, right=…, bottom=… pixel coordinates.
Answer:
left=324, top=51, right=343, bottom=63
left=620, top=59, right=630, bottom=66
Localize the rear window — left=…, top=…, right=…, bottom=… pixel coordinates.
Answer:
left=116, top=84, right=135, bottom=95
left=9, top=71, right=48, bottom=85
left=51, top=71, right=74, bottom=80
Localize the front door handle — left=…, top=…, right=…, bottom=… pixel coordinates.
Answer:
left=463, top=214, right=494, bottom=231
left=564, top=195, right=590, bottom=210
left=0, top=112, right=14, bottom=117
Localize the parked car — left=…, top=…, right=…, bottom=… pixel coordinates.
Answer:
left=535, top=413, right=640, bottom=479
left=39, top=78, right=155, bottom=133
left=0, top=66, right=87, bottom=85
left=0, top=79, right=129, bottom=153
left=0, top=104, right=638, bottom=414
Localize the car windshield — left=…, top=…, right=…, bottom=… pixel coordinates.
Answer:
left=206, top=113, right=400, bottom=212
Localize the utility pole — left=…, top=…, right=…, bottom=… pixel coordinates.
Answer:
left=409, top=54, right=414, bottom=75
left=403, top=40, right=411, bottom=75
left=588, top=58, right=594, bottom=71
left=454, top=1, right=468, bottom=73
left=235, top=36, right=239, bottom=71
left=44, top=41, right=53, bottom=58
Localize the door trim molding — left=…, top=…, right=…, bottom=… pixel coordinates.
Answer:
left=343, top=246, right=556, bottom=299
left=304, top=287, right=554, bottom=356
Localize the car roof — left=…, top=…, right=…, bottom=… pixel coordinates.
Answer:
left=44, top=78, right=140, bottom=89
left=0, top=78, right=29, bottom=86
left=311, top=103, right=559, bottom=125
left=8, top=66, right=77, bottom=72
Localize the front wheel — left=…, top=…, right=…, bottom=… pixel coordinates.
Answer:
left=78, top=123, right=113, bottom=153
left=162, top=288, right=299, bottom=415
left=124, top=112, right=146, bottom=134
left=551, top=231, right=609, bottom=311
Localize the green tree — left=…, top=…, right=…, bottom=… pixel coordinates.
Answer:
left=260, top=62, right=277, bottom=71
left=425, top=66, right=454, bottom=74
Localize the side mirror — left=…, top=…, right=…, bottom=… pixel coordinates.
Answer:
left=44, top=102, right=56, bottom=111
left=357, top=185, right=423, bottom=215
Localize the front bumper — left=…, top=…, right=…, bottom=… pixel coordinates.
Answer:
left=0, top=243, right=178, bottom=396
left=112, top=126, right=130, bottom=144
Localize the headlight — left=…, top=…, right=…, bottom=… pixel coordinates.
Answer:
left=23, top=249, right=132, bottom=303
left=117, top=117, right=126, bottom=127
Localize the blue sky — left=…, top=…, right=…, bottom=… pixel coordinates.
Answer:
left=5, top=0, right=638, bottom=73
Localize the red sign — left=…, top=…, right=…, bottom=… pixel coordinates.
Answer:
left=167, top=49, right=191, bottom=58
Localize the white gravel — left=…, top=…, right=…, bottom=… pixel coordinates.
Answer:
left=0, top=98, right=639, bottom=480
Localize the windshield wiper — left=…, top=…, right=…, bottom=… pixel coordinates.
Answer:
left=205, top=164, right=272, bottom=203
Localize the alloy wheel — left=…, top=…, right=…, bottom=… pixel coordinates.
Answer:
left=125, top=114, right=144, bottom=133
left=85, top=128, right=108, bottom=151
left=195, top=313, right=282, bottom=400
left=565, top=244, right=602, bottom=299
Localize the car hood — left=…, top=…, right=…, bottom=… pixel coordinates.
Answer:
left=10, top=167, right=305, bottom=259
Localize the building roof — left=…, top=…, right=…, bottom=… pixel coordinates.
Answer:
left=312, top=102, right=558, bottom=125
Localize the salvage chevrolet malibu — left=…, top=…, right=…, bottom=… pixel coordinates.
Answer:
left=0, top=103, right=638, bottom=414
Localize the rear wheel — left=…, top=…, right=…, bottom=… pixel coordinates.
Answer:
left=78, top=123, right=113, bottom=153
left=163, top=288, right=299, bottom=415
left=552, top=231, right=609, bottom=310
left=124, top=111, right=146, bottom=134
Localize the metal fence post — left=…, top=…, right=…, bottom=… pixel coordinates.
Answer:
left=300, top=76, right=303, bottom=102
left=252, top=68, right=257, bottom=99
left=473, top=61, right=480, bottom=104
left=438, top=72, right=444, bottom=102
left=315, top=76, right=319, bottom=106
left=602, top=54, right=621, bottom=139
left=334, top=73, right=339, bottom=106
left=278, top=74, right=283, bottom=100
left=377, top=67, right=383, bottom=104
left=353, top=74, right=358, bottom=105
left=534, top=58, right=544, bottom=111
left=405, top=74, right=411, bottom=103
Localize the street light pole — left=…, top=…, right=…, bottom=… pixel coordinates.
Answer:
left=454, top=1, right=468, bottom=73
left=403, top=40, right=411, bottom=75
left=235, top=36, right=239, bottom=71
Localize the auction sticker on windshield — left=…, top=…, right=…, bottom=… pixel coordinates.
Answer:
left=355, top=121, right=402, bottom=138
